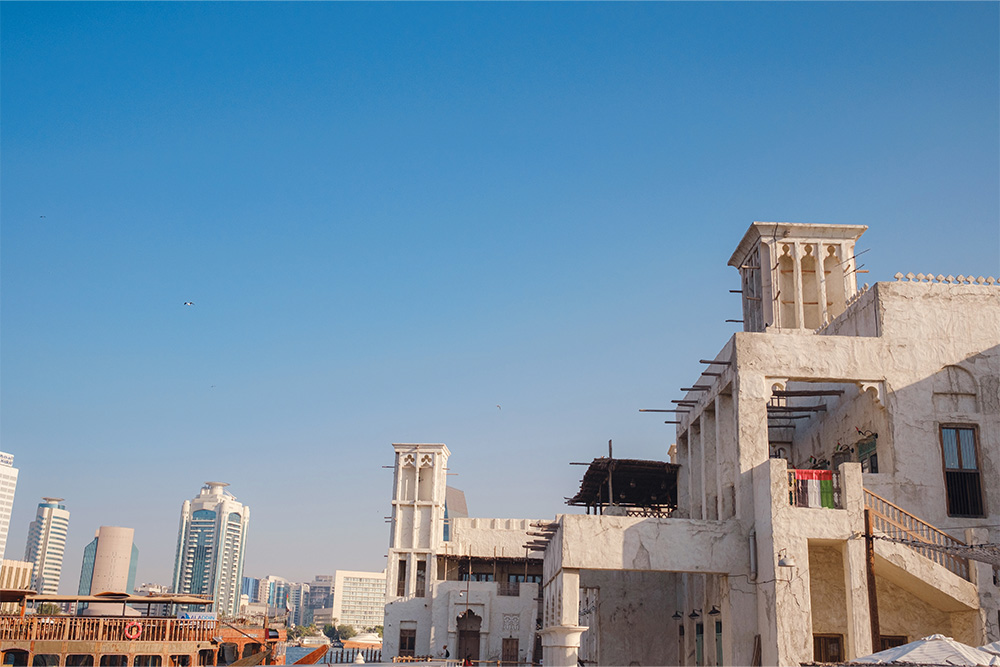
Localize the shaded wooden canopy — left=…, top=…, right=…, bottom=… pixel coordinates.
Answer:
left=0, top=588, right=37, bottom=604
left=26, top=592, right=213, bottom=605
left=566, top=458, right=679, bottom=509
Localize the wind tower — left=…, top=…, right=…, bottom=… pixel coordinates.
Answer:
left=386, top=443, right=451, bottom=602
left=728, top=222, right=867, bottom=332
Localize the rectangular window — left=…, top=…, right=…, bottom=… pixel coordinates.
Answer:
left=813, top=635, right=843, bottom=663
left=415, top=560, right=426, bottom=598
left=399, top=629, right=416, bottom=657
left=941, top=426, right=984, bottom=517
left=857, top=434, right=878, bottom=473
left=880, top=636, right=907, bottom=651
left=715, top=621, right=723, bottom=666
left=397, top=558, right=407, bottom=597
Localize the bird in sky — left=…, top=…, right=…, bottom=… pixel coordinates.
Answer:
left=183, top=301, right=194, bottom=306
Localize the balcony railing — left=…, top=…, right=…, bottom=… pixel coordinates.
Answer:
left=864, top=489, right=970, bottom=581
left=787, top=470, right=842, bottom=509
left=0, top=616, right=218, bottom=643
left=497, top=581, right=520, bottom=597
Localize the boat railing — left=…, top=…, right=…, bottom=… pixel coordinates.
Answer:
left=0, top=616, right=218, bottom=643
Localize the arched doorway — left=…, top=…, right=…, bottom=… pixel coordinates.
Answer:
left=456, top=610, right=482, bottom=663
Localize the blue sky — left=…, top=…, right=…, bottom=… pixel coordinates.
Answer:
left=2, top=2, right=997, bottom=591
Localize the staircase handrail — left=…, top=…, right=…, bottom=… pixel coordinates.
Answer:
left=864, top=489, right=970, bottom=580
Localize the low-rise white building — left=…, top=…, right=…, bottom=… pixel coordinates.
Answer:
left=331, top=569, right=386, bottom=631
left=383, top=444, right=544, bottom=663
left=536, top=221, right=1000, bottom=666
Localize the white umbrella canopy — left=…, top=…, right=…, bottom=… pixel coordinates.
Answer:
left=981, top=642, right=1000, bottom=657
left=850, top=634, right=1000, bottom=666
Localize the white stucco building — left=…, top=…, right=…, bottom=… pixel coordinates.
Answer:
left=383, top=444, right=544, bottom=664
left=24, top=497, right=70, bottom=595
left=536, top=222, right=1000, bottom=666
left=171, top=482, right=250, bottom=617
left=330, top=569, right=386, bottom=631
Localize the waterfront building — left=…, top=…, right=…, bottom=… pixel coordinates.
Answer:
left=241, top=575, right=260, bottom=602
left=383, top=444, right=543, bottom=663
left=257, top=574, right=289, bottom=610
left=303, top=574, right=334, bottom=625
left=134, top=582, right=171, bottom=617
left=0, top=452, right=18, bottom=562
left=78, top=526, right=139, bottom=615
left=0, top=559, right=33, bottom=613
left=535, top=221, right=1000, bottom=666
left=24, top=497, right=70, bottom=595
left=331, top=569, right=386, bottom=631
left=311, top=607, right=336, bottom=628
left=288, top=581, right=310, bottom=627
left=171, top=482, right=250, bottom=617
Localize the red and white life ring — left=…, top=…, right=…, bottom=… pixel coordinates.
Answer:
left=124, top=621, right=142, bottom=640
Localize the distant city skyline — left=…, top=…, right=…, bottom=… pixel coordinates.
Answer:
left=2, top=2, right=997, bottom=591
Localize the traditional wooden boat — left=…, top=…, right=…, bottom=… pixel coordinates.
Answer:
left=0, top=590, right=286, bottom=666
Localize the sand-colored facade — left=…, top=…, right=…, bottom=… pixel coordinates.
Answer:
left=539, top=222, right=999, bottom=666
left=382, top=443, right=544, bottom=663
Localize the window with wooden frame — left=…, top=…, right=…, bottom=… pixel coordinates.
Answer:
left=813, top=635, right=843, bottom=663
left=940, top=425, right=985, bottom=517
left=856, top=432, right=878, bottom=473
left=399, top=629, right=416, bottom=657
left=880, top=636, right=908, bottom=651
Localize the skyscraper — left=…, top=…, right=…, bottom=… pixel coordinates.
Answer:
left=171, top=482, right=250, bottom=617
left=24, top=497, right=70, bottom=595
left=0, top=452, right=18, bottom=562
left=78, top=526, right=139, bottom=595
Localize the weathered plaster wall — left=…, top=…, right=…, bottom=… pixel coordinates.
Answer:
left=791, top=384, right=889, bottom=472
left=808, top=544, right=848, bottom=637
left=554, top=514, right=747, bottom=574
left=429, top=581, right=540, bottom=664
left=578, top=570, right=678, bottom=666
left=876, top=575, right=978, bottom=646
left=448, top=518, right=542, bottom=559
left=819, top=285, right=879, bottom=337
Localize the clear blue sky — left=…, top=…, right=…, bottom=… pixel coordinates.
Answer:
left=2, top=2, right=997, bottom=591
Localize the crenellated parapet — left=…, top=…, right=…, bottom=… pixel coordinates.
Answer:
left=894, top=272, right=997, bottom=285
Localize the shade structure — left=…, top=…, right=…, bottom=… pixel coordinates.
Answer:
left=850, top=634, right=1000, bottom=666
left=981, top=642, right=1000, bottom=657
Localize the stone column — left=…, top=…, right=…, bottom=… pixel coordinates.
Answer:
left=816, top=243, right=830, bottom=325
left=793, top=242, right=805, bottom=329
left=541, top=569, right=587, bottom=667
left=840, top=462, right=872, bottom=659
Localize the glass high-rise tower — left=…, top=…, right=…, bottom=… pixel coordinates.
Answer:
left=0, top=452, right=19, bottom=562
left=25, top=497, right=70, bottom=595
left=171, top=482, right=250, bottom=617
